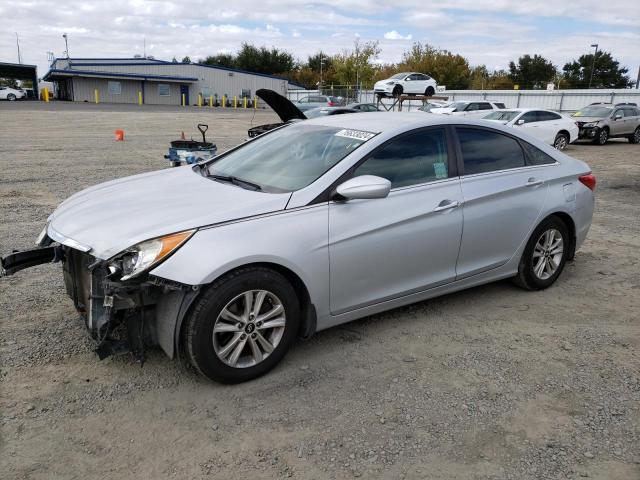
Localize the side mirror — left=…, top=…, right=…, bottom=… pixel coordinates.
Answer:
left=516, top=119, right=525, bottom=125
left=335, top=175, right=391, bottom=200
left=614, top=113, right=623, bottom=120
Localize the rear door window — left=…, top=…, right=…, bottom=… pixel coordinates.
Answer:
left=354, top=128, right=450, bottom=188
left=520, top=111, right=540, bottom=123
left=456, top=127, right=526, bottom=175
left=478, top=103, right=493, bottom=110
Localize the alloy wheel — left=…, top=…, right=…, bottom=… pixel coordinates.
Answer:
left=554, top=135, right=568, bottom=150
left=532, top=229, right=564, bottom=280
left=634, top=129, right=640, bottom=143
left=212, top=289, right=286, bottom=368
left=599, top=129, right=608, bottom=144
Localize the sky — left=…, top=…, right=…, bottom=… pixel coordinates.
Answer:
left=1, top=0, right=639, bottom=83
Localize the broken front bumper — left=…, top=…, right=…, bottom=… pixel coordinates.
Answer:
left=2, top=243, right=197, bottom=362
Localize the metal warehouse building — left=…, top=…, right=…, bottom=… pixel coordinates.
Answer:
left=43, top=58, right=298, bottom=105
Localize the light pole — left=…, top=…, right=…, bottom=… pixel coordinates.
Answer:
left=63, top=33, right=70, bottom=58
left=588, top=43, right=598, bottom=88
left=15, top=32, right=22, bottom=64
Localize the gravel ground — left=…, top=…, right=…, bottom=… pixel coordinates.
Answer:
left=1, top=102, right=638, bottom=480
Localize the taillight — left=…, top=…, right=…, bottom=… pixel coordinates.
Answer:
left=327, top=101, right=334, bottom=106
left=578, top=173, right=596, bottom=191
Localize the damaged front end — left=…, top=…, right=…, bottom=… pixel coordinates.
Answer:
left=1, top=229, right=200, bottom=364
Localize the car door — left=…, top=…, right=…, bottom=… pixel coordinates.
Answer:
left=454, top=126, right=549, bottom=278
left=516, top=111, right=546, bottom=142
left=610, top=109, right=625, bottom=135
left=412, top=74, right=428, bottom=93
left=328, top=127, right=463, bottom=314
left=623, top=108, right=639, bottom=134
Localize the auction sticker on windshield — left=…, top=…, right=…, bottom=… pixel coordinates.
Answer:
left=334, top=129, right=376, bottom=141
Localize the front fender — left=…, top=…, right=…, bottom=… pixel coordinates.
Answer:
left=149, top=205, right=330, bottom=318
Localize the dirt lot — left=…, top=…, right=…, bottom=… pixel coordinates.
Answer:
left=1, top=102, right=638, bottom=480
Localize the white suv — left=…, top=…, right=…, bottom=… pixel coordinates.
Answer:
left=430, top=100, right=505, bottom=118
left=374, top=72, right=437, bottom=97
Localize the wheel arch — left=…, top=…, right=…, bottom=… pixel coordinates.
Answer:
left=174, top=261, right=316, bottom=358
left=545, top=211, right=577, bottom=260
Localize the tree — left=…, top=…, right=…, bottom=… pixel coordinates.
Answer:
left=234, top=43, right=294, bottom=74
left=332, top=40, right=381, bottom=87
left=508, top=54, right=557, bottom=89
left=307, top=52, right=332, bottom=73
left=469, top=65, right=489, bottom=90
left=399, top=43, right=471, bottom=89
left=487, top=70, right=514, bottom=89
left=201, top=53, right=235, bottom=68
left=181, top=56, right=191, bottom=64
left=562, top=51, right=633, bottom=88
left=0, top=78, right=19, bottom=88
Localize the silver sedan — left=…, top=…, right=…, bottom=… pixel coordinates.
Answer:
left=1, top=113, right=595, bottom=383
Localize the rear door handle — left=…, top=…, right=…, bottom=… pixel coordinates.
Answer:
left=525, top=177, right=544, bottom=187
left=433, top=200, right=460, bottom=212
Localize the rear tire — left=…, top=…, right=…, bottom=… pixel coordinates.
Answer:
left=629, top=127, right=640, bottom=144
left=184, top=267, right=300, bottom=383
left=553, top=132, right=569, bottom=150
left=513, top=216, right=569, bottom=291
left=593, top=127, right=608, bottom=145
left=7, top=93, right=16, bottom=101
left=425, top=86, right=435, bottom=97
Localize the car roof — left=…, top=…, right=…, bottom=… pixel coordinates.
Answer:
left=302, top=112, right=523, bottom=135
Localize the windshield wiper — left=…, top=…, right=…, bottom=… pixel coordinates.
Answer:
left=209, top=174, right=262, bottom=191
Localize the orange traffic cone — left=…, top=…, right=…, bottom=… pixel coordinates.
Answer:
left=115, top=129, right=125, bottom=141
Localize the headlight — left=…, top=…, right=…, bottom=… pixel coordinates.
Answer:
left=583, top=121, right=599, bottom=127
left=109, top=230, right=195, bottom=281
left=386, top=81, right=395, bottom=85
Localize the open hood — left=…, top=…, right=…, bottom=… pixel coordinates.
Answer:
left=256, top=89, right=307, bottom=122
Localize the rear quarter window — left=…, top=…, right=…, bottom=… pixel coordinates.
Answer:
left=521, top=141, right=557, bottom=166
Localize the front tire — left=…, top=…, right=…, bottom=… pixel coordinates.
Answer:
left=425, top=86, right=435, bottom=96
left=593, top=127, right=608, bottom=145
left=629, top=127, right=640, bottom=144
left=392, top=85, right=403, bottom=97
left=7, top=93, right=16, bottom=101
left=513, top=216, right=569, bottom=291
left=184, top=267, right=300, bottom=383
left=553, top=132, right=569, bottom=150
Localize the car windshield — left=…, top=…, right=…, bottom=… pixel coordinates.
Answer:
left=207, top=123, right=373, bottom=192
left=390, top=73, right=406, bottom=79
left=483, top=111, right=520, bottom=121
left=304, top=108, right=330, bottom=118
left=572, top=106, right=612, bottom=118
left=448, top=102, right=469, bottom=112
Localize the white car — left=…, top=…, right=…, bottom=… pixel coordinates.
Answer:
left=0, top=86, right=26, bottom=101
left=430, top=100, right=506, bottom=118
left=374, top=72, right=437, bottom=97
left=482, top=108, right=579, bottom=150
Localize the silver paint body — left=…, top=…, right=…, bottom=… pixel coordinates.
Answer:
left=46, top=113, right=594, bottom=334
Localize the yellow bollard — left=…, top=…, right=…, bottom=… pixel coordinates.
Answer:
left=234, top=96, right=237, bottom=109
left=254, top=96, right=258, bottom=109
left=222, top=95, right=226, bottom=108
left=243, top=97, right=247, bottom=109
left=43, top=88, right=49, bottom=102
left=182, top=93, right=186, bottom=106
left=138, top=91, right=143, bottom=105
left=209, top=96, right=213, bottom=107
left=94, top=89, right=99, bottom=104
left=198, top=94, right=202, bottom=107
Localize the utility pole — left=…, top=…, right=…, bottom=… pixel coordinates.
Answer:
left=319, top=52, right=323, bottom=91
left=588, top=44, right=598, bottom=88
left=15, top=33, right=22, bottom=64
left=636, top=66, right=640, bottom=89
left=144, top=37, right=146, bottom=58
left=63, top=33, right=70, bottom=58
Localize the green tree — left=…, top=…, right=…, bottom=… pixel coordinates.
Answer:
left=307, top=52, right=332, bottom=73
left=508, top=54, right=557, bottom=89
left=201, top=53, right=235, bottom=68
left=332, top=40, right=381, bottom=87
left=399, top=43, right=471, bottom=89
left=181, top=56, right=191, bottom=64
left=562, top=51, right=633, bottom=88
left=235, top=43, right=294, bottom=74
left=487, top=70, right=514, bottom=89
left=469, top=65, right=489, bottom=90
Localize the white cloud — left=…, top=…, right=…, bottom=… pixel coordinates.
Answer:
left=384, top=30, right=412, bottom=40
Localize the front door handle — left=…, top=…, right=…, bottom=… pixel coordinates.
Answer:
left=525, top=177, right=544, bottom=187
left=433, top=200, right=460, bottom=212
